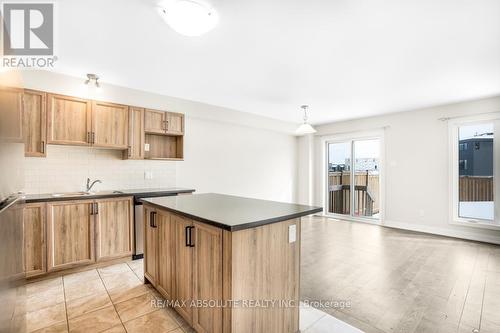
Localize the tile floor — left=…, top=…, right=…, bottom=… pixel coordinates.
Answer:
left=15, top=259, right=349, bottom=333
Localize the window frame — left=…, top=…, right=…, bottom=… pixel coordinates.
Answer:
left=449, top=114, right=500, bottom=230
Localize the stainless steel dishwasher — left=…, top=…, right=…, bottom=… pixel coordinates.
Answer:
left=134, top=203, right=145, bottom=259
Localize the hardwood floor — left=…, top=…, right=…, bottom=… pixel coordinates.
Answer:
left=300, top=216, right=500, bottom=333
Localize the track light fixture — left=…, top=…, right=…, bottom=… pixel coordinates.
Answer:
left=84, top=73, right=101, bottom=91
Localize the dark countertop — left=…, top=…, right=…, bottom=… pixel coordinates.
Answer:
left=141, top=193, right=322, bottom=231
left=0, top=195, right=23, bottom=214
left=23, top=187, right=195, bottom=203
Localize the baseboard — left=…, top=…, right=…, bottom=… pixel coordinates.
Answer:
left=383, top=220, right=500, bottom=245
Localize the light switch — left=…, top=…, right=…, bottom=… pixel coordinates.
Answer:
left=144, top=143, right=150, bottom=152
left=288, top=224, right=296, bottom=243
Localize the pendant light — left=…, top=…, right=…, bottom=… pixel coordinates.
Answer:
left=295, top=105, right=316, bottom=136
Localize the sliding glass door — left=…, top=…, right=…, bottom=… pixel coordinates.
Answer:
left=326, top=138, right=381, bottom=221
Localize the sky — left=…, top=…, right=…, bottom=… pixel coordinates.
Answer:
left=328, top=139, right=380, bottom=164
left=459, top=123, right=494, bottom=140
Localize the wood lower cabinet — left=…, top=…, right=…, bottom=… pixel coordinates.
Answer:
left=142, top=206, right=224, bottom=331
left=192, top=221, right=223, bottom=333
left=144, top=206, right=158, bottom=285
left=23, top=203, right=46, bottom=277
left=125, top=107, right=145, bottom=159
left=0, top=86, right=23, bottom=142
left=38, top=197, right=134, bottom=274
left=142, top=205, right=301, bottom=333
left=92, top=101, right=129, bottom=149
left=174, top=214, right=194, bottom=324
left=95, top=197, right=134, bottom=262
left=22, top=90, right=47, bottom=157
left=47, top=200, right=95, bottom=272
left=157, top=210, right=175, bottom=301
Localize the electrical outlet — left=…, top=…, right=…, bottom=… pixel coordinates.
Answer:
left=288, top=224, right=296, bottom=243
left=144, top=143, right=150, bottom=152
left=144, top=171, right=153, bottom=180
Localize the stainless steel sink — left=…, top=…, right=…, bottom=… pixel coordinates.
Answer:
left=51, top=192, right=91, bottom=197
left=51, top=190, right=123, bottom=197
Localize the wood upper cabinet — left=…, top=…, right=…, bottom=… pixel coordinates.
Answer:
left=22, top=90, right=47, bottom=157
left=0, top=86, right=23, bottom=141
left=145, top=109, right=184, bottom=136
left=47, top=200, right=95, bottom=272
left=125, top=107, right=144, bottom=159
left=144, top=206, right=158, bottom=286
left=192, top=221, right=223, bottom=333
left=144, top=109, right=166, bottom=134
left=174, top=214, right=194, bottom=324
left=23, top=203, right=46, bottom=277
left=47, top=94, right=92, bottom=146
left=95, top=197, right=134, bottom=262
left=157, top=210, right=175, bottom=301
left=92, top=101, right=129, bottom=149
left=165, top=112, right=184, bottom=135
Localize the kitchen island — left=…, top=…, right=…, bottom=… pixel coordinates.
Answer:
left=141, top=193, right=322, bottom=333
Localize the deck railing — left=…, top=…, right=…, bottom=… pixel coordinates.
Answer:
left=328, top=171, right=379, bottom=216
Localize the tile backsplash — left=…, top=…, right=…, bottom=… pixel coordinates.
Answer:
left=23, top=145, right=177, bottom=194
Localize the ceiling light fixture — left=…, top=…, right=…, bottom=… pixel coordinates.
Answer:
left=295, top=105, right=317, bottom=136
left=158, top=0, right=218, bottom=37
left=84, top=73, right=101, bottom=92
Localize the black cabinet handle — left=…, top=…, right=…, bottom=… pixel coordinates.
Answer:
left=149, top=211, right=153, bottom=227
left=94, top=203, right=99, bottom=215
left=188, top=226, right=195, bottom=247
left=41, top=141, right=45, bottom=154
left=90, top=203, right=94, bottom=215
left=185, top=226, right=190, bottom=246
left=151, top=211, right=157, bottom=228
left=92, top=132, right=95, bottom=144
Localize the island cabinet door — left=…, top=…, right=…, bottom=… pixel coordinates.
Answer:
left=157, top=210, right=175, bottom=301
left=174, top=214, right=194, bottom=325
left=47, top=200, right=95, bottom=272
left=144, top=207, right=158, bottom=285
left=192, top=222, right=223, bottom=333
left=95, top=197, right=134, bottom=262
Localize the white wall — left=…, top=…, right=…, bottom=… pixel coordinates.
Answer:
left=18, top=71, right=298, bottom=203
left=299, top=95, right=500, bottom=244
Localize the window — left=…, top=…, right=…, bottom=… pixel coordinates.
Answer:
left=451, top=119, right=497, bottom=227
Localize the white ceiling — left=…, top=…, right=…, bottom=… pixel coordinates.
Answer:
left=52, top=0, right=500, bottom=124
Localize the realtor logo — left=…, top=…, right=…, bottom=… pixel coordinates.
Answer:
left=2, top=3, right=54, bottom=55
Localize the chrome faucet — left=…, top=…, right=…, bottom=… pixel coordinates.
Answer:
left=86, top=178, right=102, bottom=193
